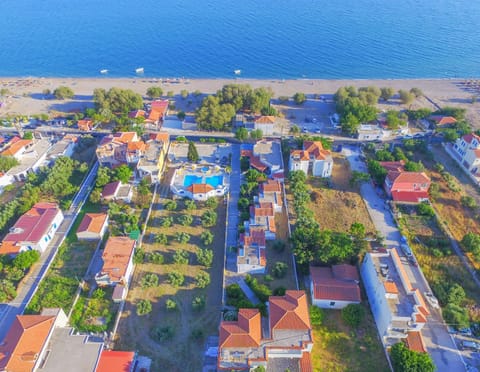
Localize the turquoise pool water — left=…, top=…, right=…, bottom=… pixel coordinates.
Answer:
left=206, top=175, right=223, bottom=188
left=183, top=175, right=203, bottom=187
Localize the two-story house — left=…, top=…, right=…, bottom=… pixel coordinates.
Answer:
left=289, top=141, right=333, bottom=177
left=96, top=132, right=145, bottom=168
left=0, top=202, right=64, bottom=256
left=450, top=133, right=480, bottom=179
left=136, top=132, right=170, bottom=182
left=237, top=227, right=266, bottom=274
left=253, top=115, right=276, bottom=136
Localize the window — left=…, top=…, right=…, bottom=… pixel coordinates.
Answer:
left=330, top=301, right=335, bottom=306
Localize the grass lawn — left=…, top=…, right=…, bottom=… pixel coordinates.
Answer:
left=116, top=196, right=226, bottom=372
left=312, top=306, right=390, bottom=372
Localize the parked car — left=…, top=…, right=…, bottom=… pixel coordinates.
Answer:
left=459, top=328, right=473, bottom=337
left=401, top=243, right=413, bottom=258
left=460, top=340, right=479, bottom=351
left=424, top=291, right=440, bottom=309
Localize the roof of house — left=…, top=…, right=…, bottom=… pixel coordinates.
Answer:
left=0, top=315, right=56, bottom=372
left=251, top=202, right=274, bottom=217
left=254, top=115, right=276, bottom=124
left=387, top=171, right=431, bottom=185
left=303, top=141, right=332, bottom=161
left=391, top=190, right=430, bottom=203
left=240, top=227, right=266, bottom=247
left=269, top=291, right=311, bottom=331
left=99, top=237, right=136, bottom=283
left=310, top=265, right=361, bottom=302
left=290, top=149, right=309, bottom=161
left=77, top=119, right=93, bottom=131
left=379, top=160, right=405, bottom=173
left=147, top=100, right=169, bottom=122
left=428, top=115, right=457, bottom=126
left=101, top=181, right=121, bottom=198
left=406, top=332, right=427, bottom=353
left=300, top=351, right=313, bottom=372
left=1, top=203, right=60, bottom=253
left=260, top=180, right=282, bottom=193
left=462, top=133, right=480, bottom=145
left=126, top=141, right=147, bottom=153
left=219, top=308, right=262, bottom=348
left=1, top=139, right=33, bottom=157
left=149, top=132, right=170, bottom=143
left=96, top=350, right=136, bottom=372
left=383, top=281, right=399, bottom=294
left=76, top=213, right=108, bottom=235
left=128, top=110, right=146, bottom=119
left=187, top=183, right=214, bottom=194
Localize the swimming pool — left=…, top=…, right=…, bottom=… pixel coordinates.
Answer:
left=206, top=175, right=223, bottom=188
left=183, top=174, right=203, bottom=187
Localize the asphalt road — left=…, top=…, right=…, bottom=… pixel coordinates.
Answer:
left=0, top=161, right=98, bottom=341
left=343, top=145, right=466, bottom=372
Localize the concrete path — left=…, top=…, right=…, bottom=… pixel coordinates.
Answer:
left=343, top=145, right=466, bottom=372
left=0, top=162, right=98, bottom=341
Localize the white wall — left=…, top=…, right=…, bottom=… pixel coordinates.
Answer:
left=312, top=159, right=333, bottom=177
left=19, top=209, right=64, bottom=253
left=289, top=158, right=309, bottom=175
left=237, top=263, right=266, bottom=274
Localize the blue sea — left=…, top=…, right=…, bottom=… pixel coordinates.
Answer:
left=0, top=0, right=479, bottom=79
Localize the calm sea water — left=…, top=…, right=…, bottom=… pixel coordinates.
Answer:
left=0, top=0, right=479, bottom=78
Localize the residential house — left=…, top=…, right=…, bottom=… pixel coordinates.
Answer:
left=249, top=202, right=276, bottom=240
left=0, top=137, right=34, bottom=160
left=218, top=291, right=313, bottom=371
left=310, top=265, right=361, bottom=309
left=357, top=124, right=385, bottom=141
left=0, top=202, right=64, bottom=256
left=96, top=351, right=136, bottom=372
left=95, top=237, right=136, bottom=288
left=241, top=140, right=283, bottom=179
left=76, top=213, right=109, bottom=240
left=101, top=181, right=133, bottom=203
left=128, top=110, right=146, bottom=120
left=448, top=133, right=480, bottom=181
left=145, top=100, right=169, bottom=126
left=257, top=180, right=283, bottom=212
left=96, top=132, right=145, bottom=168
left=77, top=119, right=94, bottom=132
left=361, top=249, right=430, bottom=348
left=184, top=183, right=220, bottom=201
left=136, top=132, right=170, bottom=182
left=289, top=141, right=333, bottom=177
left=47, top=134, right=77, bottom=160
left=428, top=115, right=457, bottom=128
left=0, top=308, right=68, bottom=372
left=380, top=161, right=431, bottom=203
left=237, top=227, right=266, bottom=274
left=253, top=115, right=276, bottom=136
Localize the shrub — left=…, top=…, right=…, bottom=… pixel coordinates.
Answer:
left=192, top=295, right=206, bottom=311
left=461, top=196, right=477, bottom=209
left=390, top=342, right=435, bottom=372
left=168, top=271, right=185, bottom=287
left=196, top=248, right=214, bottom=267
left=195, top=271, right=211, bottom=288
left=54, top=86, right=74, bottom=99
left=200, top=231, right=214, bottom=246
left=272, top=262, right=288, bottom=278
left=174, top=232, right=190, bottom=244
left=417, top=202, right=435, bottom=217
left=166, top=298, right=177, bottom=311
left=151, top=326, right=174, bottom=342
left=341, top=304, right=365, bottom=328
left=310, top=306, right=324, bottom=326
left=461, top=232, right=480, bottom=255
left=141, top=273, right=159, bottom=288
left=133, top=248, right=145, bottom=264
left=154, top=233, right=168, bottom=245
left=293, top=92, right=307, bottom=105
left=273, top=286, right=286, bottom=296
left=443, top=304, right=469, bottom=330
left=205, top=197, right=218, bottom=209
left=161, top=217, right=174, bottom=228
left=201, top=209, right=217, bottom=227
left=13, top=250, right=40, bottom=270
left=184, top=199, right=197, bottom=210
left=245, top=274, right=272, bottom=303
left=177, top=214, right=193, bottom=226
left=173, top=249, right=189, bottom=264
left=136, top=300, right=152, bottom=316
left=147, top=252, right=164, bottom=265
left=164, top=200, right=177, bottom=211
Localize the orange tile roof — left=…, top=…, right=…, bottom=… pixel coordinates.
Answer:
left=126, top=141, right=146, bottom=151
left=379, top=160, right=405, bottom=173
left=100, top=237, right=136, bottom=283
left=261, top=180, right=281, bottom=193
left=128, top=109, right=146, bottom=119
left=187, top=183, right=214, bottom=194
left=219, top=309, right=262, bottom=348
left=254, top=115, right=276, bottom=124
left=413, top=289, right=431, bottom=316
left=241, top=227, right=266, bottom=247
left=1, top=139, right=32, bottom=156
left=290, top=149, right=309, bottom=161
left=77, top=119, right=93, bottom=131
left=114, top=132, right=137, bottom=144
left=149, top=132, right=170, bottom=142
left=383, top=281, right=399, bottom=294
left=429, top=115, right=457, bottom=126
left=77, top=213, right=108, bottom=235
left=310, top=266, right=361, bottom=302
left=406, top=332, right=427, bottom=353
left=300, top=351, right=313, bottom=372
left=0, top=315, right=55, bottom=372
left=96, top=350, right=135, bottom=372
left=389, top=172, right=431, bottom=185
left=269, top=291, right=311, bottom=331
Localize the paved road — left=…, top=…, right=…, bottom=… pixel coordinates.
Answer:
left=225, top=144, right=240, bottom=272
left=343, top=145, right=466, bottom=372
left=0, top=161, right=98, bottom=341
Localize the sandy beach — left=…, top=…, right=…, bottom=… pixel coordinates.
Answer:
left=0, top=77, right=479, bottom=127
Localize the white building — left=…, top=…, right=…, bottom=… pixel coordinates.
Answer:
left=361, top=249, right=429, bottom=348
left=253, top=115, right=276, bottom=136
left=95, top=237, right=136, bottom=288
left=237, top=227, right=266, bottom=274
left=448, top=133, right=480, bottom=182
left=289, top=141, right=333, bottom=177
left=0, top=202, right=64, bottom=256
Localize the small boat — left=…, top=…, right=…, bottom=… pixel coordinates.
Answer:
left=100, top=69, right=108, bottom=74
left=135, top=67, right=144, bottom=74
left=234, top=69, right=241, bottom=75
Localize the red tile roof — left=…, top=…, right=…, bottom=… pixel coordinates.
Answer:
left=1, top=139, right=33, bottom=157
left=310, top=265, right=361, bottom=302
left=187, top=183, right=214, bottom=194
left=290, top=150, right=309, bottom=161
left=303, top=140, right=332, bottom=161
left=77, top=119, right=93, bottom=131
left=260, top=180, right=282, bottom=193
left=219, top=309, right=262, bottom=348
left=96, top=350, right=136, bottom=372
left=77, top=213, right=108, bottom=235
left=463, top=133, right=480, bottom=145
left=149, top=132, right=170, bottom=142
left=406, top=332, right=427, bottom=353
left=379, top=160, right=405, bottom=173
left=147, top=100, right=169, bottom=122
left=240, top=227, right=266, bottom=247
left=300, top=351, right=313, bottom=372
left=269, top=291, right=311, bottom=331
left=128, top=110, right=146, bottom=119
left=252, top=202, right=274, bottom=218
left=1, top=203, right=61, bottom=253
left=0, top=315, right=55, bottom=372
left=99, top=237, right=136, bottom=283
left=101, top=181, right=121, bottom=199
left=388, top=171, right=430, bottom=185
left=428, top=115, right=457, bottom=126
left=391, top=190, right=430, bottom=203
left=254, top=115, right=276, bottom=124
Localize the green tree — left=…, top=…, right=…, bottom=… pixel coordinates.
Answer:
left=461, top=232, right=480, bottom=255
left=180, top=89, right=189, bottom=99
left=205, top=197, right=218, bottom=209
left=168, top=271, right=185, bottom=287
left=13, top=250, right=40, bottom=270
left=0, top=156, right=19, bottom=172
left=443, top=129, right=459, bottom=142
left=410, top=87, right=423, bottom=98
left=166, top=298, right=177, bottom=311
left=53, top=86, right=74, bottom=99
left=404, top=160, right=424, bottom=172
left=23, top=131, right=33, bottom=140
left=200, top=231, right=214, bottom=246
left=341, top=304, right=365, bottom=328
left=250, top=129, right=263, bottom=140
left=443, top=303, right=469, bottom=329
left=367, top=160, right=387, bottom=184
left=95, top=166, right=111, bottom=188
left=350, top=222, right=366, bottom=240
left=177, top=214, right=193, bottom=226
left=290, top=125, right=300, bottom=134
left=177, top=111, right=186, bottom=120
left=164, top=199, right=177, bottom=211
left=386, top=110, right=406, bottom=130
left=93, top=87, right=143, bottom=114
left=192, top=295, right=206, bottom=311
left=195, top=271, right=211, bottom=288
left=174, top=232, right=190, bottom=244
left=417, top=202, right=435, bottom=217
left=148, top=251, right=165, bottom=264
left=141, top=273, right=159, bottom=288
left=380, top=87, right=395, bottom=101
left=184, top=199, right=197, bottom=210
left=293, top=92, right=307, bottom=105
left=310, top=306, right=324, bottom=326
left=447, top=283, right=466, bottom=306
left=272, top=262, right=288, bottom=278
left=113, top=164, right=132, bottom=183
left=461, top=196, right=477, bottom=209
left=390, top=342, right=434, bottom=372
left=398, top=90, right=415, bottom=105
left=201, top=209, right=217, bottom=227
left=195, top=95, right=235, bottom=131
left=187, top=141, right=200, bottom=162
left=136, top=299, right=152, bottom=315
left=235, top=127, right=249, bottom=141
left=146, top=86, right=163, bottom=99
left=196, top=248, right=214, bottom=267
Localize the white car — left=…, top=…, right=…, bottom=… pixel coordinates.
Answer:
left=424, top=291, right=440, bottom=309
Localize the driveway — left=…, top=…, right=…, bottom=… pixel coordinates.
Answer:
left=343, top=145, right=466, bottom=372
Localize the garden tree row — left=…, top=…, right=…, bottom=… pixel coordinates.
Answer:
left=288, top=171, right=367, bottom=267
left=0, top=155, right=19, bottom=172
left=235, top=127, right=263, bottom=141
left=195, top=84, right=274, bottom=131
left=0, top=250, right=40, bottom=301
